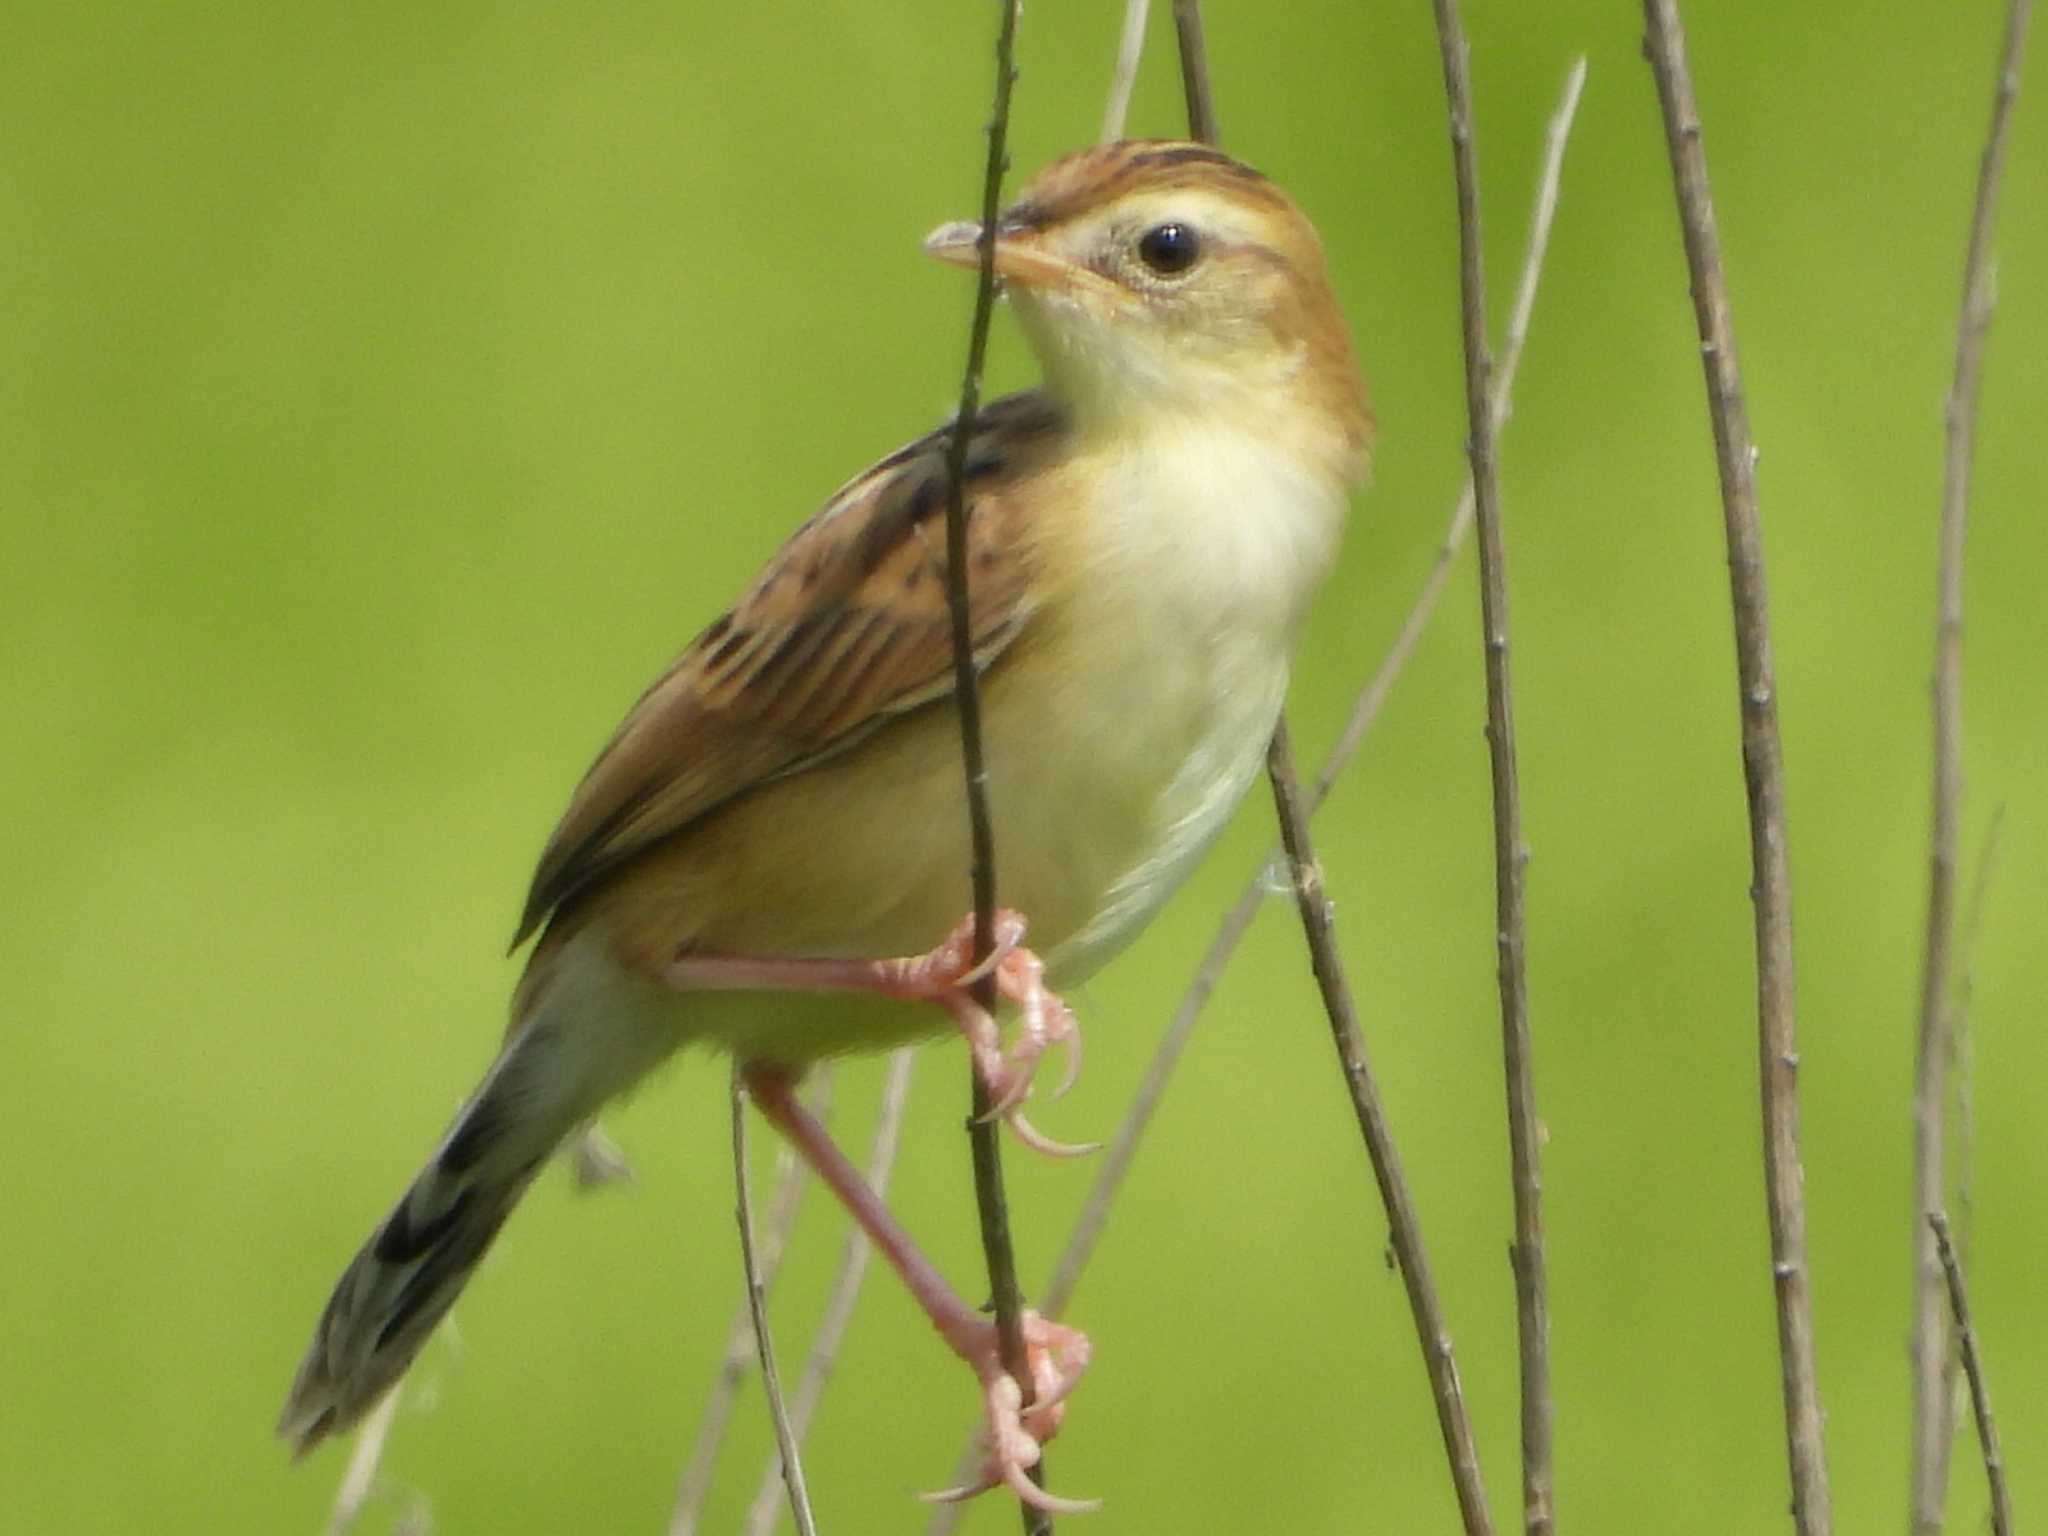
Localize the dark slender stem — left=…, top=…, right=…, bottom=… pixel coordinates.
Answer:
left=1316, top=59, right=1584, bottom=816
left=731, top=1071, right=818, bottom=1536
left=1167, top=7, right=1495, bottom=1533
left=938, top=3, right=1043, bottom=1529
left=1640, top=7, right=1831, bottom=1534
left=1929, top=1214, right=2014, bottom=1536
left=1425, top=7, right=1551, bottom=1531
left=1912, top=5, right=2032, bottom=1528
left=1170, top=0, right=1218, bottom=143
left=1268, top=727, right=1498, bottom=1536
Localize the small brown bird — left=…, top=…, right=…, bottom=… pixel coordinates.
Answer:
left=280, top=139, right=1372, bottom=1512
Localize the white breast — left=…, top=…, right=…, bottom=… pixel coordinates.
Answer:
left=1036, top=422, right=1346, bottom=977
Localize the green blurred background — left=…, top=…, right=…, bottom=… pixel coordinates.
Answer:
left=5, top=2, right=2043, bottom=1531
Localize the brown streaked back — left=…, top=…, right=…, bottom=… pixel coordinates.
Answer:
left=511, top=390, right=1069, bottom=949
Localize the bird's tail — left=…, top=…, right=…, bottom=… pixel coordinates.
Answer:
left=278, top=940, right=677, bottom=1455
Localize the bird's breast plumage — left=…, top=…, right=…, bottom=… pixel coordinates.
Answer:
left=1012, top=418, right=1348, bottom=977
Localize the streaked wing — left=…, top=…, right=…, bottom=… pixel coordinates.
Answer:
left=513, top=390, right=1067, bottom=946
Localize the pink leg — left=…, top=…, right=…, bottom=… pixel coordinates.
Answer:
left=742, top=1064, right=1097, bottom=1514
left=666, top=909, right=1095, bottom=1158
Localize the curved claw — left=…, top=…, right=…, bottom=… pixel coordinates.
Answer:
left=956, top=911, right=1028, bottom=989
left=1001, top=1466, right=1104, bottom=1516
left=918, top=1475, right=999, bottom=1507
left=1004, top=1109, right=1103, bottom=1159
left=919, top=1461, right=1102, bottom=1516
left=1050, top=1015, right=1083, bottom=1101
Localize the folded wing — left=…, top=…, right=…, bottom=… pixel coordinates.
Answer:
left=513, top=390, right=1067, bottom=947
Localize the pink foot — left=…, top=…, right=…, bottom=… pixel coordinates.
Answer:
left=921, top=1309, right=1099, bottom=1515
left=739, top=1067, right=1099, bottom=1517
left=879, top=910, right=1096, bottom=1158
left=666, top=911, right=1095, bottom=1156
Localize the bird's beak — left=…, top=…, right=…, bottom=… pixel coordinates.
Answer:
left=922, top=219, right=1077, bottom=289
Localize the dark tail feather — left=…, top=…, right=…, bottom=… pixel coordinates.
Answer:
left=277, top=1074, right=549, bottom=1456
left=279, top=951, right=685, bottom=1453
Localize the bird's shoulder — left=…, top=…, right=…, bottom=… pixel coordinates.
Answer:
left=512, top=389, right=1070, bottom=947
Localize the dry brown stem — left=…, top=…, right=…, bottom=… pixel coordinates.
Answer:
left=1929, top=1212, right=2015, bottom=1536
left=1165, top=8, right=1497, bottom=1528
left=323, top=1383, right=403, bottom=1536
left=1170, top=0, right=1218, bottom=143
left=1267, top=726, right=1498, bottom=1536
left=730, top=1071, right=817, bottom=1536
left=741, top=1050, right=917, bottom=1536
left=671, top=1071, right=831, bottom=1535
left=1424, top=4, right=1553, bottom=1529
left=1912, top=3, right=2033, bottom=1527
left=1640, top=5, right=1831, bottom=1532
left=1100, top=0, right=1152, bottom=142
left=1947, top=805, right=2006, bottom=1308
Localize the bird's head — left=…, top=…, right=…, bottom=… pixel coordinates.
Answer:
left=926, top=141, right=1372, bottom=482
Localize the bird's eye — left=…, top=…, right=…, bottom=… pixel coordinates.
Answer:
left=1135, top=222, right=1201, bottom=276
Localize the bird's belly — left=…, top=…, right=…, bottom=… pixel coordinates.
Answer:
left=1000, top=626, right=1287, bottom=981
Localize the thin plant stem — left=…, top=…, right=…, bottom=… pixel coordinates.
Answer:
left=1640, top=6, right=1831, bottom=1533
left=1912, top=3, right=2033, bottom=1527
left=1928, top=1213, right=2014, bottom=1536
left=937, top=3, right=1045, bottom=1529
left=1318, top=59, right=1584, bottom=814
left=731, top=1071, right=818, bottom=1536
left=671, top=1072, right=832, bottom=1536
left=1322, top=59, right=1586, bottom=800
left=1101, top=0, right=1152, bottom=143
left=1950, top=808, right=2006, bottom=1284
left=742, top=1050, right=917, bottom=1536
left=1193, top=36, right=1496, bottom=1532
left=1170, top=0, right=1218, bottom=143
left=323, top=1383, right=403, bottom=1536
left=1184, top=3, right=1493, bottom=1526
left=1268, top=726, right=1497, bottom=1536
left=1425, top=5, right=1552, bottom=1530
left=1933, top=803, right=2008, bottom=1527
